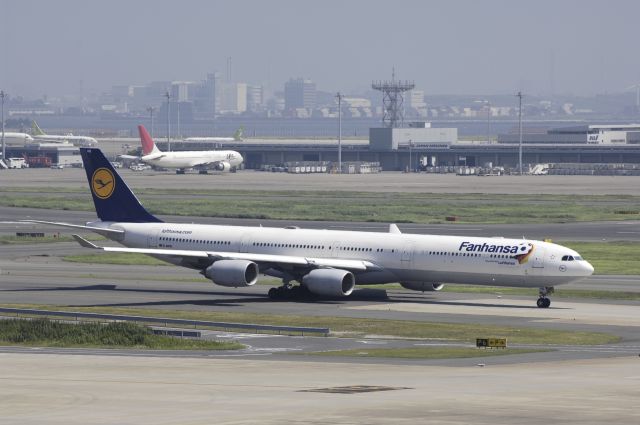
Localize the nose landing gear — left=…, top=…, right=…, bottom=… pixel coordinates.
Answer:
left=537, top=286, right=554, bottom=308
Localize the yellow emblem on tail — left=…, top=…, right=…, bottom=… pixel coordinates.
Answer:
left=91, top=168, right=115, bottom=199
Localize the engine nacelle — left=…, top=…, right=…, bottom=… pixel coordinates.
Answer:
left=214, top=161, right=231, bottom=171
left=205, top=260, right=258, bottom=287
left=400, top=282, right=444, bottom=292
left=302, top=268, right=355, bottom=297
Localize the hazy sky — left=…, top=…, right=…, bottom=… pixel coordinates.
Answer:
left=2, top=0, right=639, bottom=99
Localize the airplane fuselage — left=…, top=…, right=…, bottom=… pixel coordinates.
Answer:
left=33, top=135, right=97, bottom=146
left=141, top=150, right=242, bottom=169
left=98, top=221, right=593, bottom=288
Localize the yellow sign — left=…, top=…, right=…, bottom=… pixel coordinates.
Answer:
left=476, top=338, right=507, bottom=349
left=91, top=168, right=115, bottom=199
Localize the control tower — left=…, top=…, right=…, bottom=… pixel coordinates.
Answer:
left=372, top=71, right=414, bottom=128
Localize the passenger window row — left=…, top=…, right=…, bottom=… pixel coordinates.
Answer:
left=428, top=251, right=512, bottom=259
left=159, top=236, right=231, bottom=245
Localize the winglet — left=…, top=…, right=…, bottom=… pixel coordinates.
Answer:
left=72, top=234, right=101, bottom=249
left=389, top=223, right=402, bottom=234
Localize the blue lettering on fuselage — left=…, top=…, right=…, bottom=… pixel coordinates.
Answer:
left=459, top=241, right=519, bottom=254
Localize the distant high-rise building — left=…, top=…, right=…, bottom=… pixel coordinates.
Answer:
left=246, top=85, right=264, bottom=113
left=407, top=89, right=427, bottom=117
left=193, top=72, right=218, bottom=118
left=171, top=81, right=197, bottom=102
left=284, top=78, right=316, bottom=111
left=218, top=82, right=247, bottom=114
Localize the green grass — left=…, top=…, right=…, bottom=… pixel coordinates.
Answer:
left=0, top=304, right=620, bottom=346
left=63, top=252, right=168, bottom=266
left=0, top=234, right=105, bottom=245
left=1, top=190, right=639, bottom=224
left=0, top=318, right=243, bottom=350
left=561, top=241, right=640, bottom=275
left=305, top=347, right=550, bottom=359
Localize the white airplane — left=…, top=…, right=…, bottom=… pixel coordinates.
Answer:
left=24, top=148, right=594, bottom=308
left=131, top=125, right=243, bottom=174
left=1, top=132, right=34, bottom=143
left=31, top=121, right=98, bottom=146
left=184, top=127, right=243, bottom=143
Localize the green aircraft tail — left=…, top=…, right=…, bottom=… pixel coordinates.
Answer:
left=31, top=120, right=46, bottom=136
left=233, top=126, right=244, bottom=141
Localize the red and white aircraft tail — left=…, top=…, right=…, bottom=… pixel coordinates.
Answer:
left=138, top=125, right=161, bottom=155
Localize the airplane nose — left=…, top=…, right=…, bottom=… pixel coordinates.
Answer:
left=583, top=261, right=595, bottom=276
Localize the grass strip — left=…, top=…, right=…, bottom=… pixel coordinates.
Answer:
left=1, top=304, right=620, bottom=346
left=0, top=318, right=243, bottom=350
left=63, top=252, right=168, bottom=266
left=1, top=190, right=639, bottom=224
left=303, top=347, right=550, bottom=359
left=0, top=234, right=105, bottom=245
left=561, top=241, right=640, bottom=275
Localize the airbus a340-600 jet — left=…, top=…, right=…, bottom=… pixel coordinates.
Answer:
left=26, top=148, right=594, bottom=307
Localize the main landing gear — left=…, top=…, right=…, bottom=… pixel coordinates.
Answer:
left=537, top=286, right=554, bottom=308
left=268, top=283, right=310, bottom=300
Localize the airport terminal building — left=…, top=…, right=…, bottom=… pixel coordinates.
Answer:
left=4, top=122, right=640, bottom=171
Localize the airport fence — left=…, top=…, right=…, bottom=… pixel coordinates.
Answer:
left=0, top=307, right=330, bottom=336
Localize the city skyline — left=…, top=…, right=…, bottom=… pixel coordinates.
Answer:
left=2, top=0, right=640, bottom=99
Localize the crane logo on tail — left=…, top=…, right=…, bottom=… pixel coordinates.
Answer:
left=91, top=168, right=115, bottom=199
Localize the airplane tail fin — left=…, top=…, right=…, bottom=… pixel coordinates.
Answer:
left=138, top=125, right=161, bottom=155
left=80, top=148, right=162, bottom=223
left=233, top=126, right=244, bottom=141
left=31, top=120, right=46, bottom=136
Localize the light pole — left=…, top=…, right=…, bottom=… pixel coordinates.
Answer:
left=147, top=106, right=156, bottom=139
left=1, top=90, right=6, bottom=162
left=177, top=101, right=181, bottom=140
left=164, top=91, right=171, bottom=152
left=408, top=139, right=413, bottom=172
left=486, top=100, right=491, bottom=144
left=516, top=91, right=523, bottom=175
left=336, top=92, right=343, bottom=173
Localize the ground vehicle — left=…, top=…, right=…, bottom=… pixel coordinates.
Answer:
left=6, top=158, right=28, bottom=169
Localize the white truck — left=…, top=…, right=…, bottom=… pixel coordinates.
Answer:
left=7, top=158, right=28, bottom=169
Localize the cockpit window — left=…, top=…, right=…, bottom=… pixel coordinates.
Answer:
left=574, top=256, right=583, bottom=261
left=561, top=255, right=575, bottom=261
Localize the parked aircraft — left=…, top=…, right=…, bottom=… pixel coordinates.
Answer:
left=0, top=132, right=34, bottom=143
left=31, top=121, right=98, bottom=146
left=184, top=127, right=243, bottom=142
left=128, top=125, right=243, bottom=174
left=24, top=148, right=594, bottom=307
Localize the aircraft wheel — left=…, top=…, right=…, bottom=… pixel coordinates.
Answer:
left=543, top=298, right=551, bottom=308
left=268, top=287, right=279, bottom=300
left=537, top=298, right=545, bottom=308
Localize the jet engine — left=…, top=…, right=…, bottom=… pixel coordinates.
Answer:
left=400, top=282, right=444, bottom=292
left=214, top=161, right=231, bottom=171
left=205, top=260, right=258, bottom=287
left=302, top=268, right=355, bottom=297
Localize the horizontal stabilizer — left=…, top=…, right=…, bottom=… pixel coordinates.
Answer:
left=19, top=220, right=124, bottom=237
left=72, top=234, right=101, bottom=249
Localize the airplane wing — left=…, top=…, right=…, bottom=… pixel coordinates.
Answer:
left=72, top=235, right=379, bottom=272
left=119, top=154, right=140, bottom=160
left=189, top=159, right=225, bottom=168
